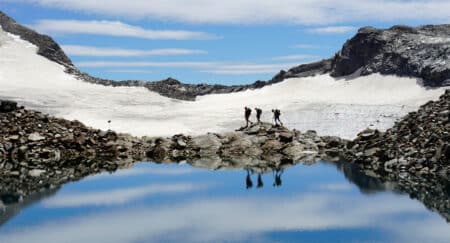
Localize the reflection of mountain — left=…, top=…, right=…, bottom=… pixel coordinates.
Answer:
left=326, top=161, right=450, bottom=222
left=0, top=188, right=60, bottom=227
left=327, top=161, right=400, bottom=195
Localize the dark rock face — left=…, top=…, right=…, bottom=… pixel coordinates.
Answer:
left=0, top=100, right=17, bottom=113
left=0, top=12, right=73, bottom=68
left=331, top=25, right=450, bottom=87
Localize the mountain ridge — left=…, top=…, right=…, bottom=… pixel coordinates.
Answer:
left=1, top=11, right=449, bottom=101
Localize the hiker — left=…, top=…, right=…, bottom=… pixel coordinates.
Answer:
left=272, top=109, right=283, bottom=126
left=273, top=168, right=283, bottom=187
left=246, top=169, right=253, bottom=189
left=257, top=174, right=264, bottom=188
left=244, top=106, right=252, bottom=127
left=255, top=107, right=262, bottom=124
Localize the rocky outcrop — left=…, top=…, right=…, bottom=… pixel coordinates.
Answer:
left=331, top=25, right=450, bottom=87
left=143, top=123, right=341, bottom=165
left=344, top=89, right=449, bottom=178
left=0, top=12, right=73, bottom=68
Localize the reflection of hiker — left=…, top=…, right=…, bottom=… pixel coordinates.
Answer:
left=257, top=174, right=264, bottom=188
left=255, top=108, right=262, bottom=124
left=272, top=109, right=283, bottom=126
left=244, top=107, right=252, bottom=127
left=273, top=169, right=283, bottom=187
left=246, top=169, right=253, bottom=189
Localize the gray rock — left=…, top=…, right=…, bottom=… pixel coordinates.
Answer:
left=28, top=133, right=45, bottom=142
left=28, top=169, right=46, bottom=177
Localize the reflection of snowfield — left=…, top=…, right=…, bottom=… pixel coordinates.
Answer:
left=0, top=28, right=446, bottom=139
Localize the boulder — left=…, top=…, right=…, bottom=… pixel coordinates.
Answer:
left=0, top=100, right=17, bottom=112
left=28, top=132, right=45, bottom=142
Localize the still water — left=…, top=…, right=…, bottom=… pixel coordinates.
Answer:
left=0, top=161, right=449, bottom=243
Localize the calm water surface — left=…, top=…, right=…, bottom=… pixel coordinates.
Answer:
left=0, top=161, right=449, bottom=243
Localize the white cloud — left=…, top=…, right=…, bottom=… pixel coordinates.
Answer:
left=33, top=19, right=219, bottom=40
left=61, top=45, right=207, bottom=57
left=77, top=61, right=300, bottom=75
left=316, top=183, right=354, bottom=191
left=272, top=54, right=319, bottom=61
left=13, top=0, right=450, bottom=25
left=42, top=183, right=200, bottom=207
left=1, top=193, right=445, bottom=243
left=307, top=26, right=356, bottom=34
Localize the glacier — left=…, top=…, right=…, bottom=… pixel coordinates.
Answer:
left=0, top=28, right=446, bottom=139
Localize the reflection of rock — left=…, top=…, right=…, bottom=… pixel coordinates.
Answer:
left=328, top=160, right=450, bottom=222
left=328, top=161, right=398, bottom=194
left=142, top=122, right=333, bottom=166
left=0, top=187, right=60, bottom=227
left=1, top=102, right=346, bottom=199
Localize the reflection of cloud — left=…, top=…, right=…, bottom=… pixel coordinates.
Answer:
left=387, top=219, right=450, bottom=243
left=316, top=183, right=353, bottom=191
left=85, top=167, right=197, bottom=180
left=2, top=193, right=447, bottom=243
left=42, top=183, right=199, bottom=207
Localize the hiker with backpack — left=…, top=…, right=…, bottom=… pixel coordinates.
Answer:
left=244, top=106, right=252, bottom=127
left=272, top=109, right=283, bottom=126
left=255, top=107, right=262, bottom=124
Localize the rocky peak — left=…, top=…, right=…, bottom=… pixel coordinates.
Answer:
left=0, top=11, right=73, bottom=68
left=331, top=24, right=450, bottom=87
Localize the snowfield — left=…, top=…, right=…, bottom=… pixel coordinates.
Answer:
left=0, top=28, right=446, bottom=139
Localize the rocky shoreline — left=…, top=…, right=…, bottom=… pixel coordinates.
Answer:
left=2, top=88, right=449, bottom=197
left=1, top=95, right=449, bottom=221
left=0, top=99, right=346, bottom=197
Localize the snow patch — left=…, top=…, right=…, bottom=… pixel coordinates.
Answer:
left=0, top=28, right=446, bottom=139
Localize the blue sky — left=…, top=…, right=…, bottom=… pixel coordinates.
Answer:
left=2, top=0, right=450, bottom=85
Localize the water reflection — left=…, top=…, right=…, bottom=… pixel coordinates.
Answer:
left=0, top=188, right=60, bottom=227
left=245, top=167, right=283, bottom=189
left=0, top=159, right=449, bottom=243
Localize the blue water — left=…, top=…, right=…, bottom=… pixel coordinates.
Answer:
left=0, top=161, right=449, bottom=243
